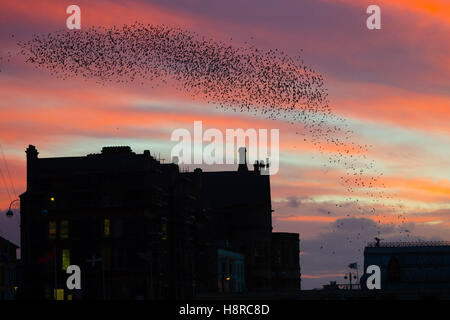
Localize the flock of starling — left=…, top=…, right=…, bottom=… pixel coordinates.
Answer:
left=12, top=23, right=413, bottom=261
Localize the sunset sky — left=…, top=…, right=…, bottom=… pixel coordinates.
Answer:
left=0, top=0, right=449, bottom=289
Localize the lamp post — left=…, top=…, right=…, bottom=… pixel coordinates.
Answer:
left=5, top=198, right=20, bottom=217
left=4, top=198, right=20, bottom=299
left=344, top=272, right=358, bottom=290
left=6, top=196, right=55, bottom=299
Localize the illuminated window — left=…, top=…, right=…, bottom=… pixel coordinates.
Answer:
left=60, top=220, right=69, bottom=239
left=104, top=218, right=110, bottom=237
left=62, top=249, right=70, bottom=270
left=49, top=221, right=56, bottom=239
left=54, top=288, right=64, bottom=300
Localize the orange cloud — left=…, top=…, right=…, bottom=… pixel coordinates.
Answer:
left=327, top=0, right=450, bottom=25
left=331, top=80, right=450, bottom=134
left=302, top=273, right=345, bottom=279
left=276, top=214, right=450, bottom=227
left=0, top=0, right=195, bottom=29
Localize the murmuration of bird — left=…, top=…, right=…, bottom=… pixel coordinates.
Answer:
left=12, top=22, right=411, bottom=258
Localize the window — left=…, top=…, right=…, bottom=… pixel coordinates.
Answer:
left=62, top=249, right=70, bottom=270
left=60, top=220, right=69, bottom=239
left=161, top=222, right=168, bottom=240
left=274, top=249, right=281, bottom=264
left=387, top=256, right=401, bottom=283
left=104, top=218, right=111, bottom=237
left=0, top=265, right=4, bottom=286
left=111, top=219, right=123, bottom=237
left=102, top=247, right=111, bottom=270
left=254, top=241, right=263, bottom=257
left=54, top=288, right=64, bottom=300
left=49, top=221, right=56, bottom=239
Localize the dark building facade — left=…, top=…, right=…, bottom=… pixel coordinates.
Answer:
left=184, top=159, right=273, bottom=292
left=19, top=145, right=300, bottom=299
left=362, top=241, right=450, bottom=290
left=271, top=233, right=301, bottom=291
left=0, top=236, right=18, bottom=300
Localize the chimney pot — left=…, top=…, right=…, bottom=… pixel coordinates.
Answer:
left=238, top=147, right=248, bottom=172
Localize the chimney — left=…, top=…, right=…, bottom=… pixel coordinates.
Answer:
left=26, top=145, right=38, bottom=160
left=261, top=158, right=270, bottom=175
left=26, top=145, right=38, bottom=190
left=253, top=160, right=260, bottom=172
left=238, top=147, right=248, bottom=172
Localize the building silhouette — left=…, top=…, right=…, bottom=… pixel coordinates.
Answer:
left=19, top=145, right=300, bottom=300
left=362, top=241, right=450, bottom=290
left=299, top=241, right=450, bottom=300
left=271, top=233, right=301, bottom=292
left=0, top=236, right=18, bottom=300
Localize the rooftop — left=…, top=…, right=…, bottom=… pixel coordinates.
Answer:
left=367, top=241, right=450, bottom=248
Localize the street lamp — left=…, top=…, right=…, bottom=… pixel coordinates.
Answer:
left=5, top=198, right=20, bottom=218
left=6, top=197, right=53, bottom=217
